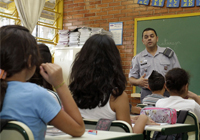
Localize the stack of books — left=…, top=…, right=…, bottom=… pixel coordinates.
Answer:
left=57, top=30, right=69, bottom=46
left=57, top=27, right=113, bottom=47
left=68, top=32, right=80, bottom=47
left=78, top=27, right=91, bottom=46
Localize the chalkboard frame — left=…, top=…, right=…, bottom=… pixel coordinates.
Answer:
left=132, top=12, right=200, bottom=93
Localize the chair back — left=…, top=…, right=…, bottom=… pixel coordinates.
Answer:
left=47, top=89, right=62, bottom=106
left=183, top=111, right=199, bottom=140
left=0, top=121, right=34, bottom=140
left=83, top=119, right=133, bottom=133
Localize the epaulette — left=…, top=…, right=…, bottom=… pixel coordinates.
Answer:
left=163, top=47, right=174, bottom=58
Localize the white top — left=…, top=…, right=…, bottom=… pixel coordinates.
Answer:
left=156, top=96, right=200, bottom=122
left=79, top=98, right=116, bottom=120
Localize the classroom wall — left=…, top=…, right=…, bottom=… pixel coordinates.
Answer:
left=63, top=0, right=200, bottom=105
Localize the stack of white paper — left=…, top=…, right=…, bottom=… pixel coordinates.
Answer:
left=57, top=30, right=69, bottom=46
left=78, top=27, right=91, bottom=46
left=68, top=32, right=80, bottom=47
left=57, top=27, right=113, bottom=47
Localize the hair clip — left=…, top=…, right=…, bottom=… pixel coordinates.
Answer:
left=0, top=69, right=7, bottom=79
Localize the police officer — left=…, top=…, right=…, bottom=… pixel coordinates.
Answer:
left=129, top=28, right=180, bottom=102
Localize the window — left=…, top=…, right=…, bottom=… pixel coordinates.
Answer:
left=0, top=0, right=63, bottom=54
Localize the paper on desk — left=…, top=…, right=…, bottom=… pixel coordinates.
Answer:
left=132, top=123, right=169, bottom=129
left=46, top=127, right=66, bottom=136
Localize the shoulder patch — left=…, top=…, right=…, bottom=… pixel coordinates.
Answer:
left=163, top=47, right=174, bottom=58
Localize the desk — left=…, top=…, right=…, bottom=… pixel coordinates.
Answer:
left=144, top=123, right=196, bottom=140
left=45, top=128, right=143, bottom=140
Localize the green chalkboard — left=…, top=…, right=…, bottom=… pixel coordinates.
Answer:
left=134, top=13, right=200, bottom=95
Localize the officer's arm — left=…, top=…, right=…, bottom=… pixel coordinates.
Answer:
left=129, top=57, right=141, bottom=86
left=129, top=74, right=148, bottom=88
left=172, top=52, right=181, bottom=68
left=129, top=77, right=140, bottom=86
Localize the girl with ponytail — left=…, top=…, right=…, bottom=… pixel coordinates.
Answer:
left=156, top=68, right=200, bottom=122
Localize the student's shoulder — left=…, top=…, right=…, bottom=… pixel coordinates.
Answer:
left=114, top=92, right=129, bottom=105
left=25, top=82, right=44, bottom=90
left=185, top=98, right=198, bottom=104
left=155, top=98, right=168, bottom=105
left=25, top=82, right=50, bottom=96
left=156, top=97, right=167, bottom=101
left=118, top=91, right=128, bottom=99
left=110, top=92, right=129, bottom=112
left=111, top=92, right=128, bottom=103
left=183, top=99, right=200, bottom=110
left=12, top=82, right=43, bottom=92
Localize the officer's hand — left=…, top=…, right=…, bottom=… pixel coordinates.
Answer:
left=138, top=73, right=148, bottom=88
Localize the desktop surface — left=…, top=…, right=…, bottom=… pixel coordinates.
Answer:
left=45, top=127, right=143, bottom=140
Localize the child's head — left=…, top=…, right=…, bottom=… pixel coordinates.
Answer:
left=69, top=34, right=126, bottom=109
left=148, top=70, right=165, bottom=92
left=0, top=25, right=40, bottom=110
left=165, top=68, right=190, bottom=95
left=37, top=43, right=52, bottom=63
left=28, top=43, right=53, bottom=90
left=0, top=25, right=40, bottom=77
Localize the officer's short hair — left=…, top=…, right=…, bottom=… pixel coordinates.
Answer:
left=142, top=28, right=157, bottom=38
left=148, top=70, right=165, bottom=92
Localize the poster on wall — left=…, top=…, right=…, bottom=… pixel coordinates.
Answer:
left=152, top=0, right=165, bottom=7
left=109, top=22, right=123, bottom=45
left=196, top=0, right=200, bottom=6
left=197, top=0, right=200, bottom=6
left=138, top=0, right=200, bottom=6
left=181, top=0, right=195, bottom=7
left=137, top=0, right=150, bottom=5
left=166, top=0, right=180, bottom=7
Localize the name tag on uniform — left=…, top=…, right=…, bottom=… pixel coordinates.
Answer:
left=140, top=59, right=147, bottom=66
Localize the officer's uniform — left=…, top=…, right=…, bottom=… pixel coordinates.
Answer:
left=129, top=46, right=181, bottom=102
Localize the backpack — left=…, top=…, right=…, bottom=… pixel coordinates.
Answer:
left=140, top=107, right=177, bottom=124
left=152, top=110, right=188, bottom=140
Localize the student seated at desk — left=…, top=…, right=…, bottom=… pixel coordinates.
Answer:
left=0, top=25, right=85, bottom=140
left=156, top=68, right=200, bottom=122
left=142, top=70, right=166, bottom=106
left=69, top=34, right=157, bottom=133
left=28, top=43, right=60, bottom=104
